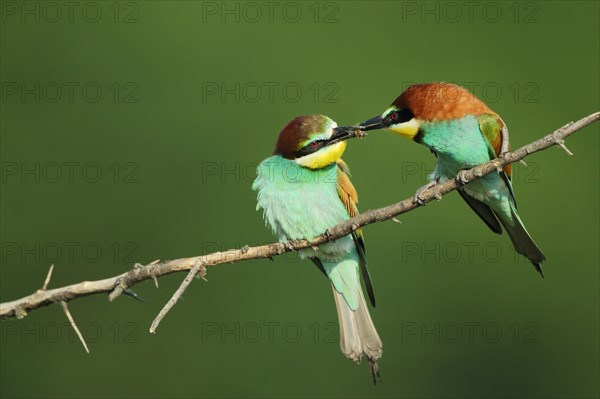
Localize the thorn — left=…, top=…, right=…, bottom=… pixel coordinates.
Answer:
left=124, top=289, right=145, bottom=302
left=150, top=259, right=160, bottom=265
left=133, top=263, right=144, bottom=269
left=391, top=217, right=402, bottom=224
left=41, top=264, right=54, bottom=291
left=240, top=245, right=250, bottom=254
left=60, top=301, right=89, bottom=354
left=152, top=275, right=159, bottom=288
left=556, top=139, right=574, bottom=156
left=519, top=159, right=528, bottom=167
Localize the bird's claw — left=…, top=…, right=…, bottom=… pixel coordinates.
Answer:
left=324, top=229, right=335, bottom=242
left=413, top=194, right=426, bottom=206
left=455, top=170, right=470, bottom=186
left=412, top=180, right=438, bottom=205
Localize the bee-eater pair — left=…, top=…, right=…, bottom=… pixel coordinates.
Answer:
left=252, top=82, right=545, bottom=382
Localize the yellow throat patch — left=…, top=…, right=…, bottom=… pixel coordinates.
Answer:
left=296, top=141, right=347, bottom=169
left=387, top=118, right=421, bottom=139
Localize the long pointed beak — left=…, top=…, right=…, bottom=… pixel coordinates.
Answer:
left=357, top=115, right=385, bottom=131
left=327, top=126, right=358, bottom=145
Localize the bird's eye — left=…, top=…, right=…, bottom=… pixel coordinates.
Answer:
left=310, top=141, right=319, bottom=148
left=389, top=111, right=399, bottom=122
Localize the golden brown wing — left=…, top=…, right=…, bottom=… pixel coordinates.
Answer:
left=335, top=159, right=375, bottom=307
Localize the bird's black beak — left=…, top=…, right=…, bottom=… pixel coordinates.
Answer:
left=357, top=115, right=386, bottom=131
left=327, top=126, right=359, bottom=145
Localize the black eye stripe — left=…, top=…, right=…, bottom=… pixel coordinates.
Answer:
left=388, top=108, right=414, bottom=124
left=296, top=140, right=326, bottom=157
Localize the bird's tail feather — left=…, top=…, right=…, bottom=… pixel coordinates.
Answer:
left=496, top=202, right=546, bottom=277
left=332, top=285, right=383, bottom=383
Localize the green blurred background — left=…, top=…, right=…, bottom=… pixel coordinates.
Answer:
left=1, top=1, right=598, bottom=398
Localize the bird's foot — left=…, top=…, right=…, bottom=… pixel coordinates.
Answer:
left=455, top=170, right=470, bottom=186
left=412, top=180, right=438, bottom=205
left=324, top=229, right=335, bottom=242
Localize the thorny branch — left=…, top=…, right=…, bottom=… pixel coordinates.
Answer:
left=1, top=112, right=598, bottom=344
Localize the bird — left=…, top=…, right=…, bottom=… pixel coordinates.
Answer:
left=252, top=115, right=383, bottom=382
left=353, top=82, right=546, bottom=277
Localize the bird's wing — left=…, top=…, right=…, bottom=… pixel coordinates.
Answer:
left=478, top=114, right=516, bottom=203
left=478, top=114, right=511, bottom=175
left=454, top=114, right=515, bottom=235
left=336, top=159, right=375, bottom=307
left=457, top=188, right=502, bottom=234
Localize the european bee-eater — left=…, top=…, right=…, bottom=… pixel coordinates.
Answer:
left=355, top=83, right=546, bottom=276
left=252, top=115, right=383, bottom=381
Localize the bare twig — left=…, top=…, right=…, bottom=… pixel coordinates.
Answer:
left=60, top=301, right=89, bottom=354
left=0, top=111, right=598, bottom=320
left=149, top=261, right=206, bottom=334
